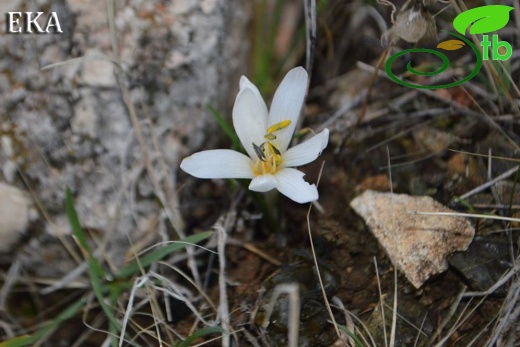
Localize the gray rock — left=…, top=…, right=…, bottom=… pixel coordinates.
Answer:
left=1, top=0, right=250, bottom=272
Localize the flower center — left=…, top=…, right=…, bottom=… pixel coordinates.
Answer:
left=252, top=141, right=283, bottom=176
left=251, top=119, right=291, bottom=176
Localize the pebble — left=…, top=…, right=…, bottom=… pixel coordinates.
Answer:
left=0, top=182, right=32, bottom=253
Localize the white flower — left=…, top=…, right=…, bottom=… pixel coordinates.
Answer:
left=180, top=67, right=329, bottom=203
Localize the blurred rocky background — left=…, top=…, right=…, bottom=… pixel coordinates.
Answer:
left=0, top=0, right=249, bottom=268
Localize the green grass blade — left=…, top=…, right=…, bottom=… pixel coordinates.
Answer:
left=175, top=326, right=226, bottom=347
left=338, top=324, right=365, bottom=347
left=0, top=296, right=87, bottom=347
left=207, top=105, right=241, bottom=150
left=65, top=187, right=105, bottom=277
left=116, top=231, right=213, bottom=279
left=65, top=188, right=120, bottom=341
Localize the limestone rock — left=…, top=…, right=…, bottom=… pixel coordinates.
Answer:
left=350, top=190, right=475, bottom=288
left=0, top=0, right=250, bottom=272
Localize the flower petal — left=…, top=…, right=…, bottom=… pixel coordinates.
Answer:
left=233, top=88, right=268, bottom=159
left=180, top=149, right=254, bottom=179
left=283, top=129, right=329, bottom=167
left=267, top=67, right=308, bottom=152
left=274, top=168, right=318, bottom=203
left=249, top=174, right=278, bottom=192
left=240, top=76, right=268, bottom=117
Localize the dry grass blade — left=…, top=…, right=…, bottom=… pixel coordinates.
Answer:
left=306, top=161, right=342, bottom=340
left=39, top=262, right=89, bottom=295
left=463, top=260, right=520, bottom=298
left=260, top=283, right=301, bottom=347
left=148, top=272, right=213, bottom=326
left=374, top=257, right=388, bottom=347
left=216, top=223, right=230, bottom=347
left=303, top=0, right=316, bottom=75
left=332, top=297, right=377, bottom=347
left=456, top=165, right=519, bottom=202
left=449, top=150, right=520, bottom=164
left=118, top=276, right=149, bottom=347
left=157, top=262, right=218, bottom=313
left=358, top=48, right=390, bottom=124
left=486, top=268, right=520, bottom=346
left=427, top=285, right=467, bottom=346
left=0, top=256, right=21, bottom=310
left=40, top=55, right=121, bottom=71
left=389, top=269, right=397, bottom=347
left=409, top=210, right=520, bottom=223
left=414, top=314, right=429, bottom=347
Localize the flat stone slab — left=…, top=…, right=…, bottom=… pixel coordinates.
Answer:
left=350, top=190, right=475, bottom=288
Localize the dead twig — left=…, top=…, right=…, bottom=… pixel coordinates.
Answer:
left=454, top=166, right=519, bottom=202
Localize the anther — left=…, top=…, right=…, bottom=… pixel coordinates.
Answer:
left=253, top=142, right=267, bottom=161
left=265, top=120, right=291, bottom=135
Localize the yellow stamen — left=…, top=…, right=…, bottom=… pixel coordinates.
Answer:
left=254, top=119, right=290, bottom=175
left=264, top=133, right=277, bottom=141
left=252, top=142, right=283, bottom=176
left=265, top=120, right=291, bottom=135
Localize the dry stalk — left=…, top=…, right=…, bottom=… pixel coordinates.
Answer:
left=260, top=283, right=301, bottom=347
left=374, top=257, right=388, bottom=347
left=306, top=161, right=342, bottom=340
left=215, top=223, right=230, bottom=347
left=486, top=271, right=520, bottom=346
left=331, top=296, right=378, bottom=347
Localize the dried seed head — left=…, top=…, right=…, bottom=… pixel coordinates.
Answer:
left=382, top=8, right=437, bottom=46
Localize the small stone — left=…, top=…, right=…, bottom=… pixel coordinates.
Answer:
left=449, top=236, right=510, bottom=294
left=2, top=159, right=17, bottom=183
left=0, top=182, right=32, bottom=253
left=350, top=190, right=475, bottom=288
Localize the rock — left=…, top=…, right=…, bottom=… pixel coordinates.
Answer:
left=449, top=236, right=511, bottom=295
left=0, top=183, right=32, bottom=253
left=350, top=190, right=475, bottom=288
left=0, top=0, right=251, bottom=269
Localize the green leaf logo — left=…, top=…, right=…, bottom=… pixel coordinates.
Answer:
left=453, top=5, right=514, bottom=35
